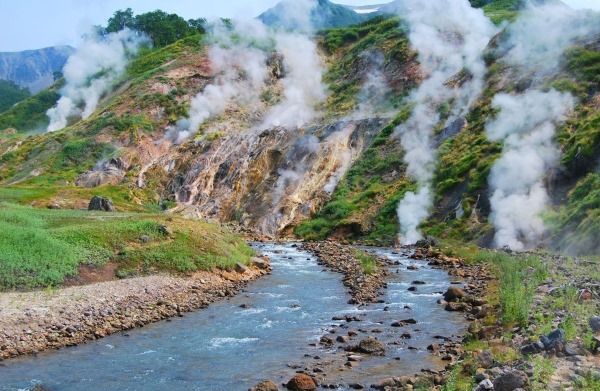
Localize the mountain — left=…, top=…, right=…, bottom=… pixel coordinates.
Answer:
left=0, top=46, right=74, bottom=93
left=259, top=0, right=367, bottom=30
left=1, top=3, right=599, bottom=256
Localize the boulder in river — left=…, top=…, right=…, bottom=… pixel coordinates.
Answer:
left=443, top=286, right=465, bottom=302
left=285, top=374, right=316, bottom=391
left=88, top=196, right=116, bottom=212
left=249, top=380, right=280, bottom=391
left=357, top=337, right=385, bottom=355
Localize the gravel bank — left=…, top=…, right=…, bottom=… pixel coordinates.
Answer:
left=0, top=261, right=270, bottom=360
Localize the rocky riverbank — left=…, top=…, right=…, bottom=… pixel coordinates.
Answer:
left=0, top=259, right=271, bottom=360
left=301, top=242, right=388, bottom=304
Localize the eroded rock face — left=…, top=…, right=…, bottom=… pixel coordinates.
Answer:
left=76, top=158, right=129, bottom=188
left=167, top=118, right=388, bottom=236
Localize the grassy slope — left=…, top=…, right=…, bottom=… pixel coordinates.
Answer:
left=299, top=5, right=600, bottom=253
left=0, top=35, right=257, bottom=291
left=0, top=200, right=253, bottom=291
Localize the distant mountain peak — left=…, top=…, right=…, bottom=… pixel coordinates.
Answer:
left=259, top=0, right=368, bottom=30
left=0, top=45, right=75, bottom=93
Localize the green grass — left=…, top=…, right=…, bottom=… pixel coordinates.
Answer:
left=473, top=251, right=547, bottom=326
left=0, top=202, right=254, bottom=291
left=354, top=250, right=377, bottom=275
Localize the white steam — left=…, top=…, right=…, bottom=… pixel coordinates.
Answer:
left=484, top=3, right=597, bottom=250
left=487, top=91, right=574, bottom=250
left=394, top=0, right=496, bottom=244
left=47, top=28, right=148, bottom=132
left=503, top=2, right=599, bottom=76
left=173, top=20, right=270, bottom=143
left=174, top=1, right=325, bottom=142
left=261, top=33, right=326, bottom=128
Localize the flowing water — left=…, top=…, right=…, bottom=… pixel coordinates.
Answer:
left=0, top=243, right=466, bottom=391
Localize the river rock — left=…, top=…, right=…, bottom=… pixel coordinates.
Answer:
left=476, top=349, right=494, bottom=369
left=357, top=337, right=385, bottom=355
left=31, top=385, right=53, bottom=391
left=88, top=196, right=116, bottom=212
left=285, top=374, right=317, bottom=391
left=252, top=258, right=270, bottom=270
left=371, top=378, right=396, bottom=389
left=235, top=262, right=248, bottom=274
left=443, top=286, right=465, bottom=302
left=541, top=328, right=565, bottom=351
left=475, top=379, right=494, bottom=391
left=249, top=380, right=280, bottom=391
left=492, top=370, right=528, bottom=391
left=589, top=316, right=600, bottom=333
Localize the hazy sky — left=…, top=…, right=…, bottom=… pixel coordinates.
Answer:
left=0, top=0, right=598, bottom=52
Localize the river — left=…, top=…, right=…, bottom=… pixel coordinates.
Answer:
left=0, top=243, right=466, bottom=391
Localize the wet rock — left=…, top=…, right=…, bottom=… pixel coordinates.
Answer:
left=357, top=337, right=385, bottom=355
left=444, top=302, right=467, bottom=312
left=88, top=196, right=116, bottom=212
left=285, top=374, right=317, bottom=391
left=348, top=383, right=364, bottom=389
left=589, top=316, right=600, bottom=333
left=252, top=258, right=270, bottom=270
left=371, top=378, right=396, bottom=390
left=249, top=380, right=280, bottom=391
left=492, top=370, right=528, bottom=391
left=391, top=318, right=417, bottom=327
left=443, top=286, right=465, bottom=302
left=416, top=237, right=439, bottom=248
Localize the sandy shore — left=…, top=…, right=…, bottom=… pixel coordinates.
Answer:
left=0, top=261, right=270, bottom=360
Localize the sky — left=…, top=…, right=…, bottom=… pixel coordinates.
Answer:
left=0, top=0, right=598, bottom=52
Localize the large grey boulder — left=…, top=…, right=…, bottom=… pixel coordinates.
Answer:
left=88, top=196, right=116, bottom=212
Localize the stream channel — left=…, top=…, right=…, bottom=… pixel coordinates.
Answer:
left=0, top=243, right=467, bottom=391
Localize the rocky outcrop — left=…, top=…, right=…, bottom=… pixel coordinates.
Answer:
left=75, top=158, right=129, bottom=188
left=168, top=118, right=388, bottom=236
left=88, top=196, right=116, bottom=212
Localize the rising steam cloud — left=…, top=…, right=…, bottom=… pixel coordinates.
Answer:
left=486, top=91, right=574, bottom=250
left=172, top=20, right=270, bottom=143
left=485, top=3, right=599, bottom=250
left=393, top=0, right=496, bottom=244
left=47, top=29, right=148, bottom=132
left=173, top=0, right=325, bottom=142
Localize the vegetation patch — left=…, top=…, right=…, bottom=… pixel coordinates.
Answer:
left=0, top=202, right=253, bottom=291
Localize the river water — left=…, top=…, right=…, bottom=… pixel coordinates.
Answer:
left=0, top=243, right=466, bottom=391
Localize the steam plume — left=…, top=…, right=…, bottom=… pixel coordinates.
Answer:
left=260, top=32, right=326, bottom=128
left=172, top=20, right=270, bottom=143
left=485, top=3, right=597, bottom=249
left=487, top=91, right=574, bottom=249
left=393, top=0, right=496, bottom=244
left=47, top=28, right=148, bottom=132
